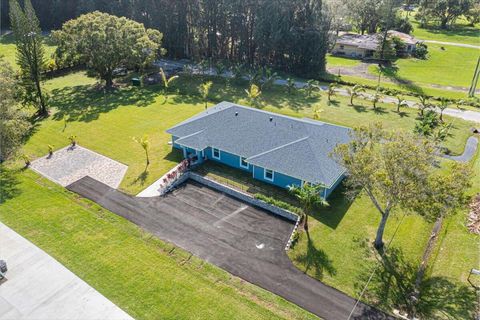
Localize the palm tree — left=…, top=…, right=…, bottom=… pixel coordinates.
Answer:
left=394, top=95, right=409, bottom=113
left=437, top=98, right=449, bottom=122
left=160, top=68, right=179, bottom=103
left=346, top=85, right=365, bottom=106
left=133, top=135, right=150, bottom=167
left=245, top=84, right=262, bottom=107
left=286, top=77, right=296, bottom=95
left=417, top=95, right=431, bottom=116
left=68, top=134, right=77, bottom=147
left=288, top=183, right=328, bottom=232
left=305, top=79, right=320, bottom=97
left=261, top=67, right=278, bottom=90
left=371, top=91, right=382, bottom=110
left=198, top=81, right=213, bottom=109
left=327, top=82, right=338, bottom=103
left=312, top=105, right=323, bottom=120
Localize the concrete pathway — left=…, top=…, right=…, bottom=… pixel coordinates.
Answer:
left=422, top=40, right=480, bottom=49
left=442, top=136, right=479, bottom=162
left=0, top=222, right=132, bottom=320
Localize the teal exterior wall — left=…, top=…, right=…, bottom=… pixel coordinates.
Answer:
left=172, top=141, right=343, bottom=197
left=252, top=165, right=302, bottom=189
left=323, top=173, right=345, bottom=198
left=206, top=148, right=253, bottom=173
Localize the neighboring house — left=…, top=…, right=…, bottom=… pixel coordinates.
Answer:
left=167, top=102, right=351, bottom=199
left=331, top=30, right=418, bottom=58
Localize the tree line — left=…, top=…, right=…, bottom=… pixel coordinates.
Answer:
left=2, top=0, right=332, bottom=77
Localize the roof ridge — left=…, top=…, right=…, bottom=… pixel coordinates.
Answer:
left=246, top=136, right=310, bottom=161
left=175, top=129, right=205, bottom=141
left=166, top=102, right=233, bottom=133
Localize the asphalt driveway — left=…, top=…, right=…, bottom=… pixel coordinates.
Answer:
left=67, top=177, right=391, bottom=320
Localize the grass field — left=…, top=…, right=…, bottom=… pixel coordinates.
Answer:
left=1, top=70, right=477, bottom=319
left=326, top=54, right=360, bottom=67
left=194, top=155, right=479, bottom=319
left=0, top=169, right=316, bottom=320
left=401, top=10, right=480, bottom=45
left=0, top=33, right=56, bottom=70
left=369, top=43, right=479, bottom=89
left=19, top=72, right=474, bottom=196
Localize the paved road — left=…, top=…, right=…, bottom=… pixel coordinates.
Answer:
left=158, top=59, right=480, bottom=124
left=0, top=222, right=132, bottom=320
left=67, top=177, right=393, bottom=320
left=442, top=136, right=479, bottom=162
left=422, top=40, right=480, bottom=49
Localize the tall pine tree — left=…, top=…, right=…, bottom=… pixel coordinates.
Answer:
left=9, top=0, right=48, bottom=116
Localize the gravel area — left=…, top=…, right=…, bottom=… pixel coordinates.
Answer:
left=30, top=145, right=128, bottom=188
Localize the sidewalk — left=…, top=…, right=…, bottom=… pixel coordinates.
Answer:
left=0, top=222, right=132, bottom=320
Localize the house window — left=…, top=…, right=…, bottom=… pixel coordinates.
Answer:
left=339, top=45, right=344, bottom=49
left=212, top=148, right=220, bottom=159
left=264, top=169, right=274, bottom=181
left=240, top=157, right=249, bottom=169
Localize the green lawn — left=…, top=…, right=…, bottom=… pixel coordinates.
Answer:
left=19, top=72, right=473, bottom=196
left=369, top=43, right=479, bottom=89
left=192, top=156, right=479, bottom=319
left=326, top=54, right=361, bottom=67
left=2, top=70, right=477, bottom=319
left=0, top=169, right=316, bottom=320
left=410, top=18, right=480, bottom=45
left=0, top=33, right=56, bottom=69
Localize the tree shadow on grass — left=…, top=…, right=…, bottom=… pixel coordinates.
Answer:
left=355, top=247, right=477, bottom=319
left=352, top=104, right=367, bottom=113
left=377, top=65, right=425, bottom=96
left=310, top=183, right=356, bottom=229
left=0, top=166, right=21, bottom=204
left=130, top=170, right=149, bottom=187
left=372, top=107, right=388, bottom=115
left=294, top=231, right=336, bottom=280
left=50, top=84, right=159, bottom=122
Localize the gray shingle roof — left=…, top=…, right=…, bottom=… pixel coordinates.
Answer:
left=167, top=102, right=351, bottom=187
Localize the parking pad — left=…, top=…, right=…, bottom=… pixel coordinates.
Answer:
left=30, top=145, right=127, bottom=188
left=67, top=177, right=391, bottom=320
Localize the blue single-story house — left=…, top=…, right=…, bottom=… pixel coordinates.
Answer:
left=166, top=102, right=351, bottom=199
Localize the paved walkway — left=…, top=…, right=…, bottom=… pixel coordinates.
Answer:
left=0, top=222, right=132, bottom=320
left=442, top=136, right=479, bottom=162
left=158, top=59, right=480, bottom=124
left=422, top=40, right=480, bottom=49
left=68, top=177, right=392, bottom=320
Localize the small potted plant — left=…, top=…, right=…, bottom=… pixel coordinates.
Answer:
left=68, top=135, right=77, bottom=147
left=21, top=154, right=31, bottom=168
left=47, top=145, right=54, bottom=158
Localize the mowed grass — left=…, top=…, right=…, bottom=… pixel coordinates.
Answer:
left=0, top=169, right=316, bottom=320
left=19, top=72, right=474, bottom=196
left=6, top=71, right=477, bottom=318
left=326, top=54, right=360, bottom=67
left=369, top=43, right=479, bottom=89
left=405, top=12, right=480, bottom=45
left=0, top=33, right=56, bottom=69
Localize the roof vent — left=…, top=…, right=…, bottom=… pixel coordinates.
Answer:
left=235, top=112, right=238, bottom=116
left=269, top=117, right=273, bottom=122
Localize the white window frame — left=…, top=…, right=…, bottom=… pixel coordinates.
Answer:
left=264, top=168, right=274, bottom=181
left=212, top=148, right=221, bottom=159
left=240, top=157, right=249, bottom=169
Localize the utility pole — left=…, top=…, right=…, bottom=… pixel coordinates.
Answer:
left=469, top=56, right=480, bottom=98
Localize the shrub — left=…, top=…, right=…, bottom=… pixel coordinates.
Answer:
left=414, top=42, right=429, bottom=59
left=254, top=193, right=301, bottom=214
